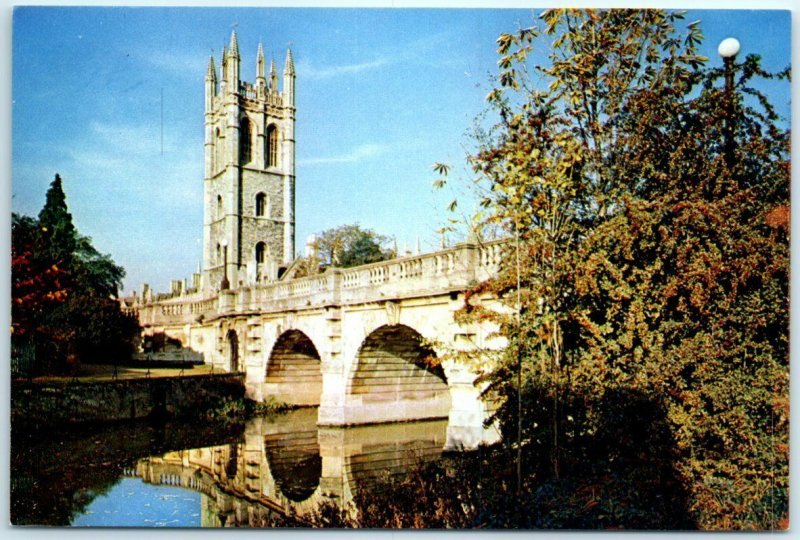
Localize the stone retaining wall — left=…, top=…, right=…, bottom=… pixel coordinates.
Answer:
left=11, top=374, right=245, bottom=428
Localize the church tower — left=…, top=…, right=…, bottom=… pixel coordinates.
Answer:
left=203, top=31, right=296, bottom=292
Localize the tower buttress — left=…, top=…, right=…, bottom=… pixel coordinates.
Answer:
left=282, top=48, right=296, bottom=263
left=204, top=55, right=217, bottom=180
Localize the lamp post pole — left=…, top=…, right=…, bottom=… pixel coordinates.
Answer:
left=718, top=38, right=740, bottom=172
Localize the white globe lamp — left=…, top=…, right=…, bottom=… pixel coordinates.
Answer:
left=718, top=38, right=740, bottom=59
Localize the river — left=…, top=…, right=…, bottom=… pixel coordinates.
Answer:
left=10, top=408, right=449, bottom=527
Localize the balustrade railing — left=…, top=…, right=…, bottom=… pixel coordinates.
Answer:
left=137, top=239, right=507, bottom=325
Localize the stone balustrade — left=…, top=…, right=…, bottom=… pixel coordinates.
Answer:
left=134, top=239, right=507, bottom=327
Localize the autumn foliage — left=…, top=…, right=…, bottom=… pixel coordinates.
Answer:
left=433, top=9, right=788, bottom=530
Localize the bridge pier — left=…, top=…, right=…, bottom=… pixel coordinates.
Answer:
left=442, top=362, right=501, bottom=450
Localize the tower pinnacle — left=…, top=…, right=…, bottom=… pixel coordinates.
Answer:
left=269, top=57, right=278, bottom=89
left=284, top=48, right=295, bottom=75
left=220, top=45, right=227, bottom=76
left=228, top=30, right=240, bottom=58
left=206, top=55, right=217, bottom=80
left=205, top=54, right=217, bottom=110
left=256, top=42, right=266, bottom=84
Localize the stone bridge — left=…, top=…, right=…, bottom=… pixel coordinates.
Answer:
left=125, top=408, right=449, bottom=525
left=127, top=240, right=506, bottom=449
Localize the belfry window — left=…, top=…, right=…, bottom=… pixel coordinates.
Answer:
left=216, top=243, right=221, bottom=264
left=217, top=195, right=223, bottom=219
left=255, top=242, right=267, bottom=265
left=255, top=192, right=268, bottom=217
left=240, top=116, right=252, bottom=164
left=266, top=124, right=278, bottom=168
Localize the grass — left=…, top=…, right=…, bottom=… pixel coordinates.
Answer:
left=23, top=363, right=218, bottom=383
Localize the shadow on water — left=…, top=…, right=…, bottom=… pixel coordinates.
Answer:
left=319, top=385, right=696, bottom=529
left=508, top=385, right=696, bottom=529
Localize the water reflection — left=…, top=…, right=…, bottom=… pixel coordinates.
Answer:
left=15, top=408, right=448, bottom=527
left=10, top=418, right=244, bottom=526
left=125, top=408, right=448, bottom=526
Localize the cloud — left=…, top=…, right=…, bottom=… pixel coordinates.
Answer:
left=297, top=57, right=391, bottom=80
left=296, top=30, right=451, bottom=81
left=299, top=143, right=387, bottom=165
left=133, top=48, right=209, bottom=78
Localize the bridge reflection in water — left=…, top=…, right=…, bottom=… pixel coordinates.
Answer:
left=127, top=409, right=448, bottom=527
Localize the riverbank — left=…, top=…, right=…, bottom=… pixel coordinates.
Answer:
left=11, top=372, right=245, bottom=428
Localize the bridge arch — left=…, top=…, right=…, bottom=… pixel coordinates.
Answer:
left=264, top=330, right=323, bottom=406
left=347, top=324, right=451, bottom=423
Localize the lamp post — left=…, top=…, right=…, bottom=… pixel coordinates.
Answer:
left=718, top=37, right=740, bottom=171
left=220, top=239, right=230, bottom=290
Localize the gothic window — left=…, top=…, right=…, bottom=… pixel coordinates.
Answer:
left=215, top=127, right=223, bottom=171
left=255, top=242, right=267, bottom=265
left=216, top=243, right=221, bottom=264
left=217, top=195, right=223, bottom=220
left=255, top=192, right=268, bottom=217
left=240, top=116, right=252, bottom=164
left=266, top=124, right=278, bottom=168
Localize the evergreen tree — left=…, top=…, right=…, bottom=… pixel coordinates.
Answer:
left=38, top=174, right=77, bottom=262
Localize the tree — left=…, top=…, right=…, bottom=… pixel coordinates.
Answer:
left=297, top=224, right=394, bottom=276
left=440, top=9, right=788, bottom=529
left=11, top=214, right=69, bottom=337
left=38, top=174, right=77, bottom=262
left=11, top=174, right=140, bottom=374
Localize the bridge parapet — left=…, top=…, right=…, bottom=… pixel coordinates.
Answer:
left=135, top=239, right=507, bottom=326
left=135, top=292, right=217, bottom=327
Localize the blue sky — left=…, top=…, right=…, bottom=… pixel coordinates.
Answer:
left=12, top=7, right=791, bottom=293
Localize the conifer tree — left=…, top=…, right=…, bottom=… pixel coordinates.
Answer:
left=38, top=174, right=77, bottom=261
